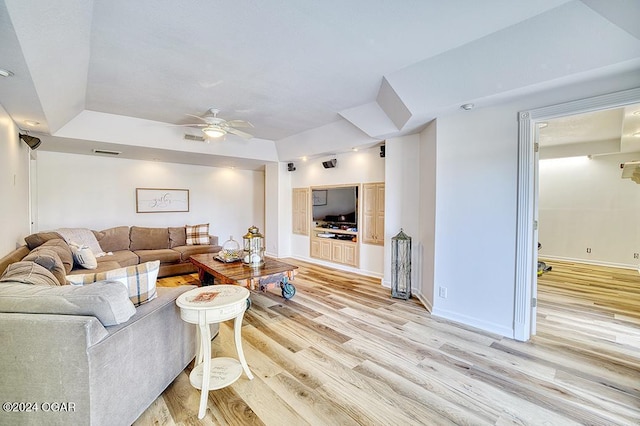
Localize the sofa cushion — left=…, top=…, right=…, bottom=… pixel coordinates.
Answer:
left=67, top=260, right=122, bottom=276
left=186, top=223, right=210, bottom=245
left=0, top=280, right=136, bottom=326
left=168, top=226, right=187, bottom=248
left=130, top=227, right=169, bottom=251
left=98, top=250, right=139, bottom=268
left=23, top=248, right=67, bottom=285
left=173, top=245, right=219, bottom=262
left=66, top=260, right=159, bottom=307
left=24, top=231, right=64, bottom=250
left=69, top=242, right=98, bottom=270
left=0, top=261, right=60, bottom=286
left=134, top=249, right=180, bottom=265
left=94, top=226, right=130, bottom=252
left=40, top=239, right=74, bottom=274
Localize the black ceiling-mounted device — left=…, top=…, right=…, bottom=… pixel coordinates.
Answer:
left=19, top=133, right=42, bottom=150
left=287, top=162, right=296, bottom=171
left=322, top=158, right=337, bottom=169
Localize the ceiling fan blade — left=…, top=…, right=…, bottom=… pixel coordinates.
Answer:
left=185, top=113, right=211, bottom=123
left=226, top=127, right=253, bottom=139
left=226, top=120, right=254, bottom=128
left=164, top=123, right=207, bottom=127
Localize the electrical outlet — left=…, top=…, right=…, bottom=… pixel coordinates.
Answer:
left=634, top=253, right=639, bottom=259
left=586, top=248, right=591, bottom=254
left=439, top=286, right=447, bottom=299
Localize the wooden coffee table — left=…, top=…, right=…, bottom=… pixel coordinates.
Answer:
left=189, top=254, right=298, bottom=299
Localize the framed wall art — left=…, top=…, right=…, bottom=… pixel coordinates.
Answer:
left=136, top=188, right=189, bottom=213
left=312, top=189, right=327, bottom=206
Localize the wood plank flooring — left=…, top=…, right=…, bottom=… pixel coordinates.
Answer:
left=135, top=258, right=640, bottom=425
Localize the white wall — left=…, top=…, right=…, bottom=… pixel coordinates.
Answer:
left=288, top=147, right=386, bottom=277
left=538, top=153, right=640, bottom=268
left=34, top=151, right=265, bottom=243
left=384, top=134, right=421, bottom=289
left=0, top=104, right=31, bottom=253
left=432, top=105, right=518, bottom=337
left=419, top=121, right=437, bottom=310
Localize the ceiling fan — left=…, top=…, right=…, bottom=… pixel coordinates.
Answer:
left=177, top=108, right=254, bottom=140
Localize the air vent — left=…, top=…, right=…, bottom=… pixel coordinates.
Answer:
left=93, top=149, right=121, bottom=156
left=184, top=134, right=206, bottom=142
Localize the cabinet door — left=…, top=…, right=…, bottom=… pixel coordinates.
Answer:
left=375, top=184, right=385, bottom=244
left=310, top=239, right=321, bottom=258
left=362, top=183, right=384, bottom=245
left=343, top=244, right=357, bottom=267
left=331, top=241, right=344, bottom=263
left=292, top=188, right=309, bottom=235
left=320, top=240, right=331, bottom=260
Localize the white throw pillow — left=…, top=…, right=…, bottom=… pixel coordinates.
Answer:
left=66, top=260, right=159, bottom=306
left=69, top=242, right=98, bottom=270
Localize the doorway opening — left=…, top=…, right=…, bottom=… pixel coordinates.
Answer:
left=514, top=87, right=640, bottom=341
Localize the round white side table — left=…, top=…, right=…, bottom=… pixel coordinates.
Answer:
left=176, top=285, right=254, bottom=419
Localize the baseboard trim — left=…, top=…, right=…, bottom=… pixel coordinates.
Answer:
left=540, top=255, right=638, bottom=271
left=415, top=293, right=433, bottom=313
left=431, top=307, right=514, bottom=339
left=289, top=255, right=384, bottom=280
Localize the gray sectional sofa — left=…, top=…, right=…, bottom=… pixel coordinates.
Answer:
left=0, top=225, right=223, bottom=425
left=0, top=285, right=198, bottom=426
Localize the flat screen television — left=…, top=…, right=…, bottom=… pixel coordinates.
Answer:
left=311, top=186, right=358, bottom=225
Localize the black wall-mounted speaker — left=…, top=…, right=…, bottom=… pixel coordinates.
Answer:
left=287, top=162, right=296, bottom=171
left=19, top=134, right=42, bottom=150
left=322, top=159, right=337, bottom=169
left=380, top=145, right=385, bottom=158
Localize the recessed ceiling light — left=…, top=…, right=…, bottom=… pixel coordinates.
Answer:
left=632, top=110, right=640, bottom=116
left=460, top=103, right=474, bottom=111
left=633, top=131, right=640, bottom=138
left=538, top=122, right=548, bottom=128
left=0, top=68, right=14, bottom=78
left=352, top=148, right=358, bottom=152
left=24, top=120, right=39, bottom=126
left=301, top=156, right=308, bottom=162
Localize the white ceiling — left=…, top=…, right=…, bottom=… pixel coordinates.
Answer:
left=1, top=0, right=639, bottom=169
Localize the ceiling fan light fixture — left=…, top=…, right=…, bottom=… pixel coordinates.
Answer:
left=202, top=126, right=226, bottom=138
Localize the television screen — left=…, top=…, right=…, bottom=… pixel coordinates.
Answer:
left=312, top=186, right=357, bottom=224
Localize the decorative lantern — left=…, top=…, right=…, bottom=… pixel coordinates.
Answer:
left=391, top=228, right=411, bottom=299
left=242, top=226, right=265, bottom=267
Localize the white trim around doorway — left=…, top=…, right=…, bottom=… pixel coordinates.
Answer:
left=514, top=87, right=640, bottom=342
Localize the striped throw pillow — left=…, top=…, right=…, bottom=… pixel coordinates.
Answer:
left=186, top=223, right=210, bottom=245
left=66, top=260, right=159, bottom=307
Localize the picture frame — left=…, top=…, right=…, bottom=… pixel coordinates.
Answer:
left=312, top=189, right=327, bottom=206
left=136, top=188, right=189, bottom=213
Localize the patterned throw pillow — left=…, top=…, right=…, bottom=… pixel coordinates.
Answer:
left=69, top=242, right=98, bottom=270
left=66, top=260, right=159, bottom=306
left=186, top=223, right=210, bottom=245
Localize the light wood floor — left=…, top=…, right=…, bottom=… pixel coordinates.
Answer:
left=135, top=259, right=640, bottom=425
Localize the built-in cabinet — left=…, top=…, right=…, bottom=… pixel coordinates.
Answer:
left=297, top=183, right=383, bottom=268
left=311, top=228, right=359, bottom=267
left=292, top=187, right=309, bottom=235
left=362, top=182, right=385, bottom=245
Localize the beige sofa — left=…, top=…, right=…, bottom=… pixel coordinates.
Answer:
left=0, top=225, right=222, bottom=279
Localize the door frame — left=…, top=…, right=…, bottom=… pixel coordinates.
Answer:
left=513, top=87, right=640, bottom=341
